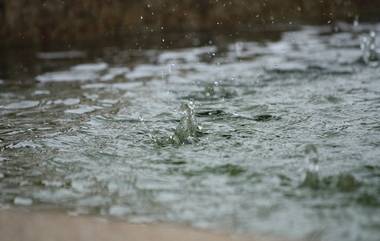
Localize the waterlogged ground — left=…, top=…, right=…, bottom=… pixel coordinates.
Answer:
left=1, top=25, right=380, bottom=241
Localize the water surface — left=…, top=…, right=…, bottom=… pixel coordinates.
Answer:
left=1, top=25, right=380, bottom=241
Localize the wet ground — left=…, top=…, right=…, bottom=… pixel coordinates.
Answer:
left=1, top=24, right=380, bottom=241
left=0, top=209, right=269, bottom=241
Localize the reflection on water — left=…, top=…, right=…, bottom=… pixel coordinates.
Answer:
left=1, top=25, right=380, bottom=241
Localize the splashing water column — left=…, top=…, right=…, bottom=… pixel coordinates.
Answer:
left=301, top=144, right=320, bottom=189
left=170, top=101, right=202, bottom=145
left=361, top=31, right=379, bottom=67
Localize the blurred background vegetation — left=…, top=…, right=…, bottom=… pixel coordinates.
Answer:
left=0, top=0, right=379, bottom=46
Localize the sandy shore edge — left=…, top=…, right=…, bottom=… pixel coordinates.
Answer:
left=0, top=208, right=289, bottom=241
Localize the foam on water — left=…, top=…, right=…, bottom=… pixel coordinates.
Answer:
left=36, top=62, right=108, bottom=82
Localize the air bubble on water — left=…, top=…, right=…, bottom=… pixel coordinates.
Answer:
left=361, top=31, right=379, bottom=67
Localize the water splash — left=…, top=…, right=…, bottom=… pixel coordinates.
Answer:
left=361, top=31, right=379, bottom=67
left=2, top=26, right=380, bottom=241
left=187, top=81, right=237, bottom=101
left=301, top=144, right=320, bottom=189
left=169, top=101, right=202, bottom=145
left=153, top=101, right=202, bottom=146
left=301, top=145, right=360, bottom=192
left=204, top=82, right=217, bottom=97
left=353, top=16, right=359, bottom=29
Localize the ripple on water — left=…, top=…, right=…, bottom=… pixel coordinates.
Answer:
left=1, top=101, right=39, bottom=109
left=50, top=98, right=81, bottom=106
left=65, top=105, right=102, bottom=114
left=36, top=62, right=108, bottom=82
left=6, top=140, right=41, bottom=149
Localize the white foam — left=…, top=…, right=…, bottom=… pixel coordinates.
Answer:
left=14, top=197, right=33, bottom=206
left=100, top=67, right=129, bottom=81
left=65, top=105, right=102, bottom=114
left=36, top=62, right=108, bottom=83
left=158, top=46, right=216, bottom=64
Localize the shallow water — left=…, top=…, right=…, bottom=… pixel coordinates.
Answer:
left=1, top=25, right=380, bottom=241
